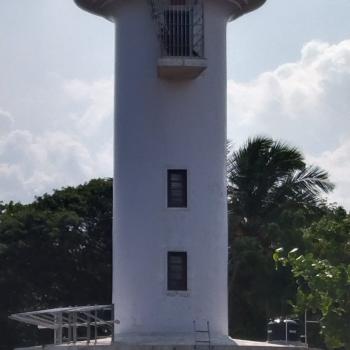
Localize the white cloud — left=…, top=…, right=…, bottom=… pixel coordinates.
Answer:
left=307, top=141, right=350, bottom=210
left=0, top=109, right=14, bottom=136
left=0, top=75, right=115, bottom=203
left=0, top=77, right=114, bottom=204
left=63, top=78, right=114, bottom=136
left=0, top=129, right=96, bottom=202
left=228, top=40, right=350, bottom=149
left=228, top=40, right=350, bottom=209
left=0, top=127, right=114, bottom=203
left=1, top=40, right=350, bottom=209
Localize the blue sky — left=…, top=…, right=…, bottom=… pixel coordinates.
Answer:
left=0, top=0, right=350, bottom=208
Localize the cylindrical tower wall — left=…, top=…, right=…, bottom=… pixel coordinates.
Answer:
left=113, top=0, right=231, bottom=336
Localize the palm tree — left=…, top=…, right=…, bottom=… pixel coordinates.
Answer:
left=227, top=136, right=334, bottom=240
left=227, top=137, right=334, bottom=340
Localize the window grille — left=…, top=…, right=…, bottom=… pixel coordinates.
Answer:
left=150, top=0, right=204, bottom=58
left=167, top=169, right=187, bottom=208
left=168, top=251, right=188, bottom=291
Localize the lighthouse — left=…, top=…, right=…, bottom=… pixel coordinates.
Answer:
left=74, top=0, right=265, bottom=343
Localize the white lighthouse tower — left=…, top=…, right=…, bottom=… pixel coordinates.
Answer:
left=74, top=0, right=265, bottom=344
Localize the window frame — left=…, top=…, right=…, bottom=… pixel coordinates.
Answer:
left=164, top=7, right=192, bottom=57
left=167, top=169, right=188, bottom=208
left=167, top=251, right=188, bottom=291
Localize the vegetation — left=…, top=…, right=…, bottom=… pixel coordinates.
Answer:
left=274, top=207, right=350, bottom=349
left=227, top=137, right=335, bottom=342
left=0, top=179, right=113, bottom=349
left=0, top=136, right=348, bottom=350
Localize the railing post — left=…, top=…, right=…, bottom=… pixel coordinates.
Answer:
left=11, top=305, right=117, bottom=347
left=54, top=312, right=63, bottom=345
left=111, top=304, right=115, bottom=343
left=73, top=312, right=77, bottom=344
left=94, top=309, right=98, bottom=344
left=68, top=313, right=72, bottom=344
left=87, top=313, right=91, bottom=344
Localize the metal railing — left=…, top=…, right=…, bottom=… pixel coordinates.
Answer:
left=10, top=304, right=117, bottom=345
left=150, top=0, right=204, bottom=58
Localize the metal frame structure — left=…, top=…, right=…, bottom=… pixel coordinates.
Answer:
left=9, top=305, right=117, bottom=345
left=150, top=0, right=205, bottom=58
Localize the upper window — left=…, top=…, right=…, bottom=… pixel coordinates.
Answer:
left=152, top=0, right=204, bottom=59
left=167, top=251, right=187, bottom=291
left=167, top=169, right=187, bottom=208
left=164, top=8, right=191, bottom=57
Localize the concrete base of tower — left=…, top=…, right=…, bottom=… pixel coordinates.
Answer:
left=15, top=335, right=307, bottom=350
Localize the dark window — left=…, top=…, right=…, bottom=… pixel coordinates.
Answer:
left=167, top=252, right=187, bottom=291
left=164, top=8, right=191, bottom=57
left=167, top=169, right=187, bottom=208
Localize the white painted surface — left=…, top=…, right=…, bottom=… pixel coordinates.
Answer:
left=112, top=0, right=230, bottom=337
left=74, top=0, right=262, bottom=339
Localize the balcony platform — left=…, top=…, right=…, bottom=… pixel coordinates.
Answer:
left=15, top=334, right=307, bottom=350
left=158, top=58, right=207, bottom=80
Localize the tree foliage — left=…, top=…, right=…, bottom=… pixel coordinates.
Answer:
left=227, top=136, right=335, bottom=342
left=274, top=208, right=350, bottom=349
left=0, top=178, right=113, bottom=350
left=228, top=136, right=334, bottom=241
left=0, top=137, right=345, bottom=350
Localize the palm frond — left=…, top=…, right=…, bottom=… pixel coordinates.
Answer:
left=291, top=165, right=335, bottom=197
left=228, top=136, right=335, bottom=222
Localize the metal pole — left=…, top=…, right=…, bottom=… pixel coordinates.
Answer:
left=68, top=313, right=73, bottom=344
left=111, top=304, right=115, bottom=343
left=189, top=2, right=193, bottom=57
left=94, top=309, right=98, bottom=344
left=87, top=314, right=91, bottom=344
left=305, top=310, right=308, bottom=346
left=285, top=319, right=288, bottom=344
left=180, top=2, right=183, bottom=56
left=201, top=0, right=204, bottom=57
left=176, top=0, right=179, bottom=57
left=73, top=312, right=77, bottom=344
left=54, top=312, right=63, bottom=345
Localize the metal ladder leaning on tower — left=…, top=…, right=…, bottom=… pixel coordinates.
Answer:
left=193, top=320, right=212, bottom=350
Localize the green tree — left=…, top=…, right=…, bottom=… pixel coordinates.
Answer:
left=0, top=178, right=113, bottom=350
left=227, top=137, right=334, bottom=340
left=228, top=137, right=334, bottom=242
left=274, top=207, right=350, bottom=349
left=0, top=137, right=337, bottom=349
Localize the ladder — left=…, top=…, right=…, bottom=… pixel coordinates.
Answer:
left=193, top=320, right=211, bottom=350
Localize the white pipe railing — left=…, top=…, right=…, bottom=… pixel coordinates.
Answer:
left=10, top=304, right=118, bottom=345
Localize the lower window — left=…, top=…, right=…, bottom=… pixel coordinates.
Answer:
left=167, top=251, right=188, bottom=291
left=167, top=169, right=187, bottom=208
